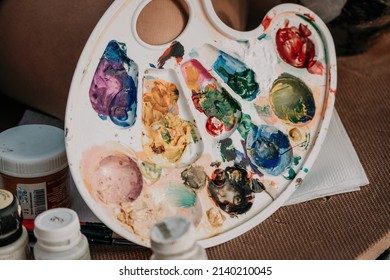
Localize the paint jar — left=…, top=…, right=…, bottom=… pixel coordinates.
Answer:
left=0, top=124, right=70, bottom=220
left=33, top=208, right=91, bottom=260
left=150, top=216, right=208, bottom=260
left=0, top=189, right=30, bottom=260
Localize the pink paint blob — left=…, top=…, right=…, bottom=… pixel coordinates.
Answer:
left=91, top=155, right=143, bottom=204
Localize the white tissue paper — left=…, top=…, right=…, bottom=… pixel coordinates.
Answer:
left=285, top=109, right=369, bottom=205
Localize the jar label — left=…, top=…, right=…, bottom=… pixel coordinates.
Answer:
left=1, top=168, right=70, bottom=220
left=16, top=183, right=47, bottom=219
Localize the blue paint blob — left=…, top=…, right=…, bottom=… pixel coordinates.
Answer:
left=89, top=40, right=138, bottom=127
left=246, top=125, right=292, bottom=176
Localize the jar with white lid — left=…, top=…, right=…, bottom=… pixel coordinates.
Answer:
left=150, top=216, right=208, bottom=260
left=33, top=208, right=90, bottom=260
left=0, top=189, right=30, bottom=259
left=0, top=124, right=70, bottom=220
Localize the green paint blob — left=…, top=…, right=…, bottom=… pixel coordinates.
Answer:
left=257, top=34, right=267, bottom=40
left=303, top=168, right=309, bottom=173
left=254, top=104, right=272, bottom=118
left=270, top=74, right=315, bottom=125
left=293, top=155, right=302, bottom=165
left=217, top=67, right=259, bottom=101
left=199, top=86, right=241, bottom=130
left=237, top=113, right=253, bottom=139
left=283, top=168, right=297, bottom=180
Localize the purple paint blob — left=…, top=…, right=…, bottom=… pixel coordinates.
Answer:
left=89, top=40, right=138, bottom=127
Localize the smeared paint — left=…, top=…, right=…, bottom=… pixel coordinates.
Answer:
left=253, top=97, right=278, bottom=125
left=270, top=74, right=315, bottom=125
left=275, top=23, right=323, bottom=75
left=252, top=178, right=266, bottom=193
left=142, top=77, right=198, bottom=166
left=262, top=15, right=272, bottom=30
left=208, top=165, right=254, bottom=216
left=213, top=51, right=260, bottom=101
left=283, top=168, right=296, bottom=180
left=218, top=40, right=278, bottom=95
left=245, top=125, right=292, bottom=176
left=288, top=128, right=302, bottom=142
left=116, top=180, right=202, bottom=246
left=237, top=113, right=253, bottom=139
left=157, top=41, right=184, bottom=68
left=116, top=191, right=158, bottom=245
left=293, top=155, right=302, bottom=165
left=89, top=40, right=138, bottom=127
left=181, top=165, right=209, bottom=190
left=90, top=154, right=143, bottom=204
left=181, top=59, right=242, bottom=137
left=199, top=86, right=241, bottom=134
left=217, top=138, right=258, bottom=177
left=139, top=161, right=162, bottom=184
left=206, top=208, right=226, bottom=228
left=218, top=138, right=236, bottom=162
left=257, top=33, right=267, bottom=41
left=284, top=155, right=302, bottom=180
left=180, top=59, right=214, bottom=93
left=166, top=184, right=197, bottom=208
left=303, top=13, right=316, bottom=22
left=206, top=116, right=224, bottom=136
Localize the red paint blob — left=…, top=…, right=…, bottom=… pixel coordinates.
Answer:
left=275, top=23, right=323, bottom=75
left=206, top=116, right=224, bottom=136
left=191, top=91, right=203, bottom=113
left=262, top=15, right=272, bottom=31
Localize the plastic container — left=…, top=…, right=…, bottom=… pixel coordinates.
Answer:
left=0, top=189, right=30, bottom=260
left=33, top=208, right=90, bottom=260
left=150, top=216, right=208, bottom=260
left=0, top=124, right=70, bottom=220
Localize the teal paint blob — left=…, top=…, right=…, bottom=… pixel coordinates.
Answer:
left=237, top=113, right=253, bottom=139
left=293, top=155, right=302, bottom=165
left=283, top=168, right=297, bottom=180
left=166, top=185, right=197, bottom=208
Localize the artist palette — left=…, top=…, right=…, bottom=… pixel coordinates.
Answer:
left=65, top=0, right=336, bottom=247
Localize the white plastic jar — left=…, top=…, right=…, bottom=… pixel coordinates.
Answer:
left=0, top=125, right=70, bottom=220
left=0, top=189, right=30, bottom=260
left=33, top=208, right=90, bottom=260
left=150, top=216, right=208, bottom=260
